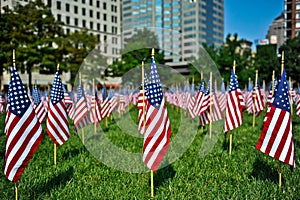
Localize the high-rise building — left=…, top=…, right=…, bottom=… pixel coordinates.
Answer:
left=1, top=0, right=121, bottom=65
left=285, top=0, right=300, bottom=39
left=266, top=12, right=285, bottom=51
left=122, top=0, right=224, bottom=75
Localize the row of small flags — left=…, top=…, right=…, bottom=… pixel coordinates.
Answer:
left=1, top=62, right=299, bottom=183
left=0, top=65, right=140, bottom=183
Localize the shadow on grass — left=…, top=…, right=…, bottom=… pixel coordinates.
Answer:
left=250, top=157, right=278, bottom=184
left=34, top=167, right=74, bottom=197
left=152, top=164, right=176, bottom=189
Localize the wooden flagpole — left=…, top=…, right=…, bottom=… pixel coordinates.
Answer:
left=15, top=182, right=18, bottom=200
left=289, top=77, right=293, bottom=114
left=54, top=64, right=60, bottom=167
left=252, top=70, right=258, bottom=127
left=12, top=50, right=19, bottom=200
left=200, top=72, right=204, bottom=133
left=209, top=72, right=213, bottom=139
left=79, top=72, right=85, bottom=145
left=278, top=51, right=285, bottom=188
left=150, top=48, right=155, bottom=198
left=272, top=71, right=275, bottom=94
left=93, top=79, right=97, bottom=134
left=229, top=60, right=236, bottom=156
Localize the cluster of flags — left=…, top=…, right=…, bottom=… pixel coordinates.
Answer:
left=1, top=65, right=135, bottom=182
left=1, top=59, right=299, bottom=183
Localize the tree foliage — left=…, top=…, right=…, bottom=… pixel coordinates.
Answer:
left=0, top=0, right=98, bottom=88
left=253, top=44, right=279, bottom=83
left=109, top=28, right=164, bottom=79
left=279, top=35, right=300, bottom=86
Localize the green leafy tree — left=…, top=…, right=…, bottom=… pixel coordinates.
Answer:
left=191, top=33, right=254, bottom=88
left=64, top=30, right=98, bottom=85
left=254, top=44, right=279, bottom=83
left=279, top=35, right=300, bottom=85
left=109, top=28, right=164, bottom=80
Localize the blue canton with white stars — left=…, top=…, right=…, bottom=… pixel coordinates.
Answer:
left=32, top=86, right=41, bottom=105
left=229, top=70, right=239, bottom=92
left=198, top=80, right=205, bottom=92
left=77, top=84, right=85, bottom=100
left=272, top=69, right=290, bottom=113
left=147, top=58, right=163, bottom=109
left=50, top=71, right=64, bottom=105
left=204, top=81, right=210, bottom=95
left=8, top=67, right=31, bottom=117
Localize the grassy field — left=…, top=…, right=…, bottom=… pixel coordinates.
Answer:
left=0, top=104, right=300, bottom=199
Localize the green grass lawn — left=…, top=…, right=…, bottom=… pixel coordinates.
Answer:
left=0, top=104, right=299, bottom=199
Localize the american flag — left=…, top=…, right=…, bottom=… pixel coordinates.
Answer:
left=253, top=82, right=265, bottom=117
left=245, top=80, right=254, bottom=114
left=32, top=86, right=47, bottom=123
left=199, top=82, right=223, bottom=125
left=256, top=69, right=295, bottom=168
left=0, top=94, right=5, bottom=114
left=74, top=84, right=91, bottom=131
left=296, top=96, right=300, bottom=117
left=62, top=85, right=75, bottom=120
left=187, top=82, right=196, bottom=118
left=46, top=71, right=70, bottom=146
left=143, top=57, right=171, bottom=171
left=218, top=80, right=227, bottom=112
left=90, top=91, right=102, bottom=126
left=193, top=80, right=206, bottom=116
left=224, top=70, right=245, bottom=133
left=4, top=67, right=44, bottom=182
left=108, top=88, right=118, bottom=116
left=100, top=83, right=110, bottom=119
left=137, top=70, right=149, bottom=134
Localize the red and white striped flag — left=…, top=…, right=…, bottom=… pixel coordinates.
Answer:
left=32, top=86, right=47, bottom=123
left=90, top=91, right=102, bottom=126
left=0, top=94, right=5, bottom=114
left=137, top=70, right=149, bottom=134
left=296, top=93, right=300, bottom=116
left=74, top=84, right=91, bottom=131
left=253, top=85, right=265, bottom=117
left=224, top=70, right=245, bottom=133
left=256, top=69, right=295, bottom=168
left=46, top=71, right=70, bottom=146
left=193, top=80, right=206, bottom=116
left=100, top=83, right=110, bottom=119
left=143, top=57, right=171, bottom=171
left=4, top=67, right=44, bottom=182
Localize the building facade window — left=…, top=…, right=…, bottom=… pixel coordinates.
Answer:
left=66, top=3, right=70, bottom=12
left=56, top=1, right=61, bottom=10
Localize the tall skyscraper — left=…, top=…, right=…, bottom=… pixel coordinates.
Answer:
left=122, top=0, right=224, bottom=75
left=285, top=0, right=300, bottom=39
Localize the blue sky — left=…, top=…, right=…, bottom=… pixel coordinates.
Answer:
left=224, top=0, right=284, bottom=44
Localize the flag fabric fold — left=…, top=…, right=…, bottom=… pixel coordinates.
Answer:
left=256, top=69, right=295, bottom=168
left=4, top=67, right=44, bottom=182
left=224, top=70, right=245, bottom=133
left=142, top=57, right=171, bottom=172
left=74, top=84, right=91, bottom=132
left=32, top=86, right=47, bottom=123
left=46, top=71, right=70, bottom=146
